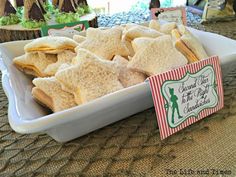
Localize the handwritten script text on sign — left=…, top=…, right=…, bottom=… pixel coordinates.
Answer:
left=149, top=56, right=224, bottom=140
left=161, top=65, right=218, bottom=128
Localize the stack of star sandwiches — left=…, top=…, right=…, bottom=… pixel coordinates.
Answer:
left=13, top=20, right=209, bottom=113
left=14, top=36, right=78, bottom=77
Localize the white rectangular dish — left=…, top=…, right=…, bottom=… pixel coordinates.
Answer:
left=1, top=28, right=236, bottom=142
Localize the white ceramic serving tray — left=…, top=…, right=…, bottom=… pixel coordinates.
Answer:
left=1, top=28, right=236, bottom=142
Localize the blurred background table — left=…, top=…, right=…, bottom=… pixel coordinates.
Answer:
left=0, top=9, right=236, bottom=177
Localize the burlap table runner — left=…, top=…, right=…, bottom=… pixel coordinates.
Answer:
left=0, top=12, right=236, bottom=177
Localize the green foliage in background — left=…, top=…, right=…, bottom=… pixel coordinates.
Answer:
left=21, top=19, right=46, bottom=29
left=54, top=4, right=90, bottom=24
left=0, top=14, right=20, bottom=26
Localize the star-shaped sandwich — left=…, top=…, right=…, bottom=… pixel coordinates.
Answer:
left=32, top=77, right=77, bottom=112
left=76, top=27, right=129, bottom=60
left=73, top=34, right=86, bottom=43
left=131, top=37, right=156, bottom=53
left=124, top=25, right=164, bottom=42
left=55, top=48, right=124, bottom=104
left=24, top=36, right=78, bottom=54
left=113, top=55, right=147, bottom=87
left=159, top=22, right=177, bottom=34
left=149, top=20, right=177, bottom=34
left=149, top=20, right=161, bottom=31
left=44, top=50, right=76, bottom=76
left=128, top=35, right=188, bottom=76
left=122, top=24, right=163, bottom=57
left=13, top=52, right=57, bottom=77
left=13, top=50, right=76, bottom=77
left=14, top=36, right=78, bottom=77
left=171, top=25, right=208, bottom=63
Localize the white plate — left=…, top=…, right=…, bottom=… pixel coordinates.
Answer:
left=0, top=28, right=236, bottom=142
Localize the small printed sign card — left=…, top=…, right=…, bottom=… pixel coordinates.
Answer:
left=41, top=21, right=89, bottom=38
left=151, top=7, right=187, bottom=25
left=149, top=56, right=224, bottom=140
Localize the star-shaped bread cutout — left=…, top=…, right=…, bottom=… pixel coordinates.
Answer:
left=149, top=21, right=177, bottom=34
left=13, top=50, right=76, bottom=77
left=76, top=27, right=129, bottom=60
left=113, top=55, right=147, bottom=87
left=44, top=50, right=76, bottom=76
left=159, top=22, right=177, bottom=34
left=123, top=23, right=143, bottom=31
left=177, top=25, right=208, bottom=60
left=149, top=20, right=161, bottom=31
left=128, top=35, right=188, bottom=76
left=122, top=36, right=135, bottom=57
left=13, top=52, right=57, bottom=77
left=124, top=25, right=164, bottom=42
left=73, top=34, right=86, bottom=43
left=32, top=77, right=77, bottom=112
left=131, top=37, right=156, bottom=53
left=24, top=36, right=78, bottom=54
left=55, top=48, right=124, bottom=104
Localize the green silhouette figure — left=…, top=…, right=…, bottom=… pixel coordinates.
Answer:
left=169, top=88, right=183, bottom=124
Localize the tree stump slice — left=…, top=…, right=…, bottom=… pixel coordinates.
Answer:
left=0, top=12, right=97, bottom=43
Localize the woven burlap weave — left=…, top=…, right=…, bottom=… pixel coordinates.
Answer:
left=0, top=12, right=236, bottom=177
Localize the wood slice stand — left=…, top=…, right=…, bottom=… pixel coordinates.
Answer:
left=0, top=13, right=98, bottom=43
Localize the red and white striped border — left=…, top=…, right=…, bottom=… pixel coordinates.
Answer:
left=149, top=56, right=224, bottom=140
